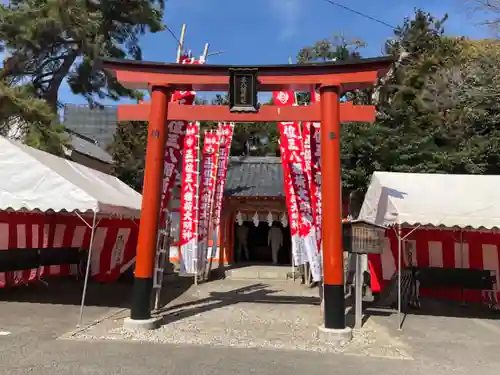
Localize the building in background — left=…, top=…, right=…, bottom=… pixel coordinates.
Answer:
left=3, top=110, right=113, bottom=174
left=63, top=128, right=113, bottom=174
left=62, top=104, right=117, bottom=150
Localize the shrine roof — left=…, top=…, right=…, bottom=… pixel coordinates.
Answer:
left=224, top=156, right=284, bottom=198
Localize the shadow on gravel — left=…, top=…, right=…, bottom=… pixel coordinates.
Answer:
left=155, top=283, right=321, bottom=327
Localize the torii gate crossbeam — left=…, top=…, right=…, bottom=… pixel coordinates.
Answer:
left=102, top=57, right=392, bottom=335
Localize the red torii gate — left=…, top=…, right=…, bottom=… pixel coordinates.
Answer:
left=102, top=57, right=392, bottom=333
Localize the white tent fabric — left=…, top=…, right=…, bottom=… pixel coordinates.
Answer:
left=0, top=137, right=142, bottom=218
left=358, top=171, right=500, bottom=230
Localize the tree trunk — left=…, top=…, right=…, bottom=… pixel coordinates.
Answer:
left=43, top=52, right=78, bottom=111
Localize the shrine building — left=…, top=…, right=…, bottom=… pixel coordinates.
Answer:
left=168, top=156, right=350, bottom=268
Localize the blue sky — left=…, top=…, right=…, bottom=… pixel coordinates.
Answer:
left=2, top=0, right=494, bottom=105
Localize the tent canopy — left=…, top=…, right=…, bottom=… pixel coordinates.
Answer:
left=358, top=171, right=500, bottom=230
left=0, top=137, right=142, bottom=218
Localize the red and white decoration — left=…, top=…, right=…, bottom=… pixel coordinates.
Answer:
left=160, top=120, right=188, bottom=214
left=272, top=91, right=304, bottom=266
left=309, top=91, right=322, bottom=253
left=0, top=212, right=138, bottom=287
left=0, top=136, right=142, bottom=288
left=159, top=55, right=201, bottom=222
left=308, top=122, right=322, bottom=253
left=302, top=122, right=312, bottom=181
left=273, top=90, right=295, bottom=106
left=210, top=123, right=234, bottom=258
left=278, top=123, right=304, bottom=266
left=197, top=131, right=220, bottom=272
left=369, top=228, right=500, bottom=303
left=278, top=121, right=321, bottom=281
left=360, top=171, right=500, bottom=304
left=179, top=122, right=200, bottom=274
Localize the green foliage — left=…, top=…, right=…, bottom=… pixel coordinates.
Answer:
left=297, top=34, right=365, bottom=64
left=296, top=34, right=366, bottom=105
left=0, top=0, right=165, bottom=109
left=341, top=11, right=466, bottom=193
left=0, top=66, right=68, bottom=155
left=297, top=9, right=500, bottom=198
left=108, top=120, right=147, bottom=192
left=342, top=9, right=500, bottom=195
left=0, top=0, right=163, bottom=158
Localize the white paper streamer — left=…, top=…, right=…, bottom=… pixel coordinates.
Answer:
left=252, top=212, right=260, bottom=227
left=267, top=212, right=274, bottom=227
left=236, top=211, right=244, bottom=226
left=280, top=212, right=288, bottom=228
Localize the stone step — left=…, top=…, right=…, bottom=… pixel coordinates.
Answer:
left=226, top=265, right=294, bottom=280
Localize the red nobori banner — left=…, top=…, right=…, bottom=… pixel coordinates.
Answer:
left=273, top=91, right=305, bottom=266
left=278, top=121, right=321, bottom=281
left=197, top=131, right=220, bottom=272
left=160, top=120, right=186, bottom=207
left=302, top=122, right=312, bottom=185
left=309, top=122, right=322, bottom=254
left=277, top=123, right=304, bottom=266
left=309, top=91, right=322, bottom=254
left=159, top=55, right=202, bottom=221
left=212, top=123, right=234, bottom=230
left=179, top=122, right=200, bottom=274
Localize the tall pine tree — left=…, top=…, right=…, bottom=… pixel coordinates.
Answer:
left=0, top=0, right=165, bottom=109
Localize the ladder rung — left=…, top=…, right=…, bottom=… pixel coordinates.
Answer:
left=155, top=268, right=164, bottom=272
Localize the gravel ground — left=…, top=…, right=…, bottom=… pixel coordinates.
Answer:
left=65, top=280, right=412, bottom=360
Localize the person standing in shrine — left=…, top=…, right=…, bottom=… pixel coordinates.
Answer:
left=268, top=222, right=283, bottom=265
left=236, top=223, right=250, bottom=262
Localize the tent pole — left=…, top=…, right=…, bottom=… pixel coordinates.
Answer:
left=78, top=211, right=97, bottom=327
left=397, top=223, right=402, bottom=331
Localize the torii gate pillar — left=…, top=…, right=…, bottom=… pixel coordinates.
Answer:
left=319, top=85, right=344, bottom=329
left=101, top=56, right=392, bottom=333
left=131, top=86, right=172, bottom=320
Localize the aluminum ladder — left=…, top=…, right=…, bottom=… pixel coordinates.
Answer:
left=153, top=209, right=172, bottom=310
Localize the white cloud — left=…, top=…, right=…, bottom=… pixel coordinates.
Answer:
left=269, top=0, right=301, bottom=40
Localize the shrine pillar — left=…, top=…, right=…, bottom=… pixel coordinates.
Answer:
left=319, top=85, right=345, bottom=330
left=130, top=86, right=172, bottom=322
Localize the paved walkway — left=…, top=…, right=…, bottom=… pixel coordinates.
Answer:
left=372, top=305, right=500, bottom=372
left=2, top=278, right=500, bottom=374
left=63, top=279, right=406, bottom=359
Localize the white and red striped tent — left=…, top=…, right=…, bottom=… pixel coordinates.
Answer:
left=0, top=137, right=141, bottom=217
left=359, top=171, right=500, bottom=230
left=358, top=171, right=500, bottom=325
left=0, top=137, right=142, bottom=323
